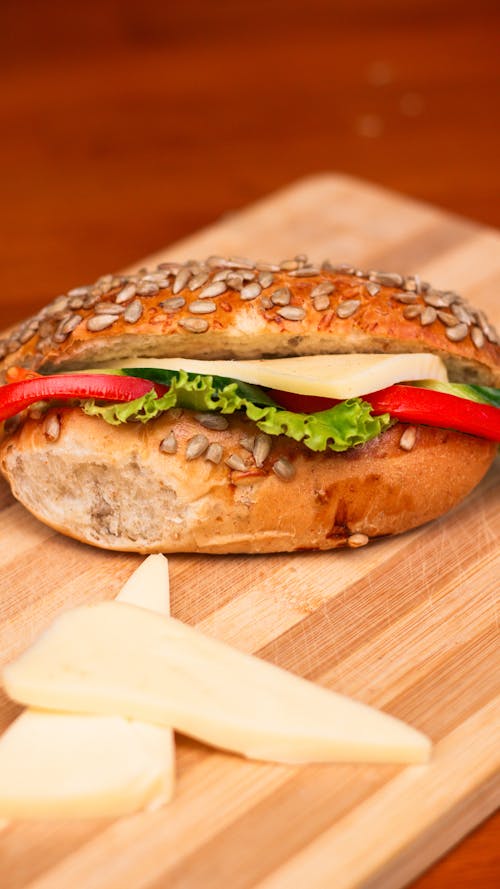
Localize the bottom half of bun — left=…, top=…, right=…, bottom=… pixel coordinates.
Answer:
left=0, top=408, right=496, bottom=553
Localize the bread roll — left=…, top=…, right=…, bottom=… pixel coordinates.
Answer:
left=0, top=408, right=495, bottom=553
left=1, top=256, right=498, bottom=553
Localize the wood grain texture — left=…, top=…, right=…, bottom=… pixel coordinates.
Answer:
left=0, top=175, right=498, bottom=889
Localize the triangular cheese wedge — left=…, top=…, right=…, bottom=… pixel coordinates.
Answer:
left=0, top=556, right=174, bottom=818
left=4, top=601, right=431, bottom=765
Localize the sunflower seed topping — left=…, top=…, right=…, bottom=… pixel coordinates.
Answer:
left=370, top=271, right=404, bottom=287
left=189, top=300, right=217, bottom=315
left=186, top=434, right=209, bottom=460
left=311, top=281, right=334, bottom=298
left=240, top=282, right=262, bottom=301
left=423, top=291, right=453, bottom=308
left=227, top=274, right=244, bottom=290
left=225, top=453, right=248, bottom=471
left=172, top=267, right=192, bottom=294
left=161, top=296, right=185, bottom=313
left=86, top=314, right=119, bottom=332
left=253, top=433, right=272, bottom=467
left=188, top=272, right=210, bottom=291
left=115, top=283, right=137, bottom=304
left=471, top=325, right=485, bottom=349
left=194, top=412, right=229, bottom=430
left=336, top=299, right=361, bottom=319
left=124, top=300, right=143, bottom=324
left=94, top=302, right=124, bottom=315
left=239, top=435, right=256, bottom=452
left=53, top=314, right=83, bottom=342
left=288, top=267, right=320, bottom=277
left=420, top=306, right=437, bottom=326
left=313, top=294, right=330, bottom=311
left=393, top=293, right=419, bottom=304
left=272, top=457, right=296, bottom=480
left=403, top=305, right=423, bottom=320
left=258, top=271, right=274, bottom=288
left=365, top=282, right=381, bottom=297
left=436, top=310, right=459, bottom=327
left=451, top=303, right=473, bottom=325
left=280, top=259, right=300, bottom=271
left=205, top=442, right=224, bottom=464
left=347, top=533, right=369, bottom=548
left=136, top=282, right=159, bottom=296
left=199, top=281, right=227, bottom=299
left=445, top=322, right=469, bottom=342
left=271, top=287, right=291, bottom=306
left=277, top=305, right=306, bottom=321
left=43, top=414, right=61, bottom=442
left=159, top=432, right=177, bottom=454
left=179, top=318, right=209, bottom=333
left=399, top=426, right=417, bottom=451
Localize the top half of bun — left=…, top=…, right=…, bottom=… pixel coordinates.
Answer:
left=1, top=257, right=499, bottom=386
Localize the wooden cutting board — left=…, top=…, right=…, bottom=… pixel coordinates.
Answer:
left=0, top=174, right=499, bottom=889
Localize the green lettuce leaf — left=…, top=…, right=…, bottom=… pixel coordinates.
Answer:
left=81, top=370, right=392, bottom=453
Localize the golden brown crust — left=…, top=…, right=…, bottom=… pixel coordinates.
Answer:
left=0, top=408, right=495, bottom=554
left=0, top=258, right=498, bottom=386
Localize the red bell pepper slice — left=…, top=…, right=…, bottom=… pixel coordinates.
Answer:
left=364, top=385, right=500, bottom=441
left=0, top=374, right=166, bottom=423
left=269, top=385, right=500, bottom=442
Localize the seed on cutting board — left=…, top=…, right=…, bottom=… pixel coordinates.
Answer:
left=272, top=457, right=296, bottom=480
left=86, top=314, right=118, bottom=332
left=159, top=432, right=177, bottom=454
left=43, top=415, right=61, bottom=442
left=420, top=306, right=437, bottom=326
left=336, top=300, right=361, bottom=319
left=445, top=322, right=469, bottom=342
left=124, top=300, right=143, bottom=324
left=185, top=434, right=209, bottom=460
left=399, top=426, right=417, bottom=451
left=347, top=533, right=369, bottom=548
left=277, top=305, right=306, bottom=321
left=194, top=412, right=229, bottom=430
left=205, top=442, right=224, bottom=464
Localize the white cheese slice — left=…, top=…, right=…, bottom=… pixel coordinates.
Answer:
left=0, top=555, right=175, bottom=818
left=3, top=602, right=431, bottom=766
left=117, top=353, right=448, bottom=399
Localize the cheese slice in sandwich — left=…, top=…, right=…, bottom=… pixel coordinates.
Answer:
left=0, top=555, right=175, bottom=818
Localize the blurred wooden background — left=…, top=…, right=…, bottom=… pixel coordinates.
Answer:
left=1, top=1, right=499, bottom=885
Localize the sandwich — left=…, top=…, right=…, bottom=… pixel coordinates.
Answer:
left=0, top=255, right=498, bottom=553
